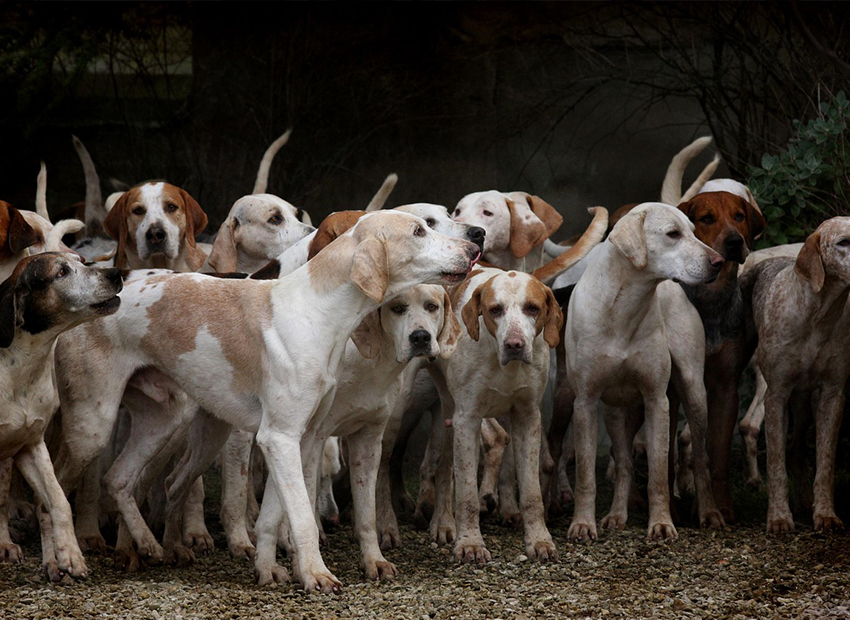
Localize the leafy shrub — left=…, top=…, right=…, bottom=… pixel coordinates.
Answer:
left=747, top=91, right=850, bottom=247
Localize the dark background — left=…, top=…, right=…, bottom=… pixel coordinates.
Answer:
left=0, top=2, right=847, bottom=238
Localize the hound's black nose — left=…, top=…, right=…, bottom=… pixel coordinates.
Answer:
left=409, top=329, right=432, bottom=351
left=467, top=226, right=486, bottom=252
left=146, top=225, right=166, bottom=245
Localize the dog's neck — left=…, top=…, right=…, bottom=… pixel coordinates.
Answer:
left=795, top=272, right=850, bottom=328
left=680, top=260, right=743, bottom=351
left=485, top=244, right=546, bottom=273
left=123, top=244, right=206, bottom=273
left=1, top=330, right=59, bottom=383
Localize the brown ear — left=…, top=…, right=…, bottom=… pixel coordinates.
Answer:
left=179, top=188, right=208, bottom=247
left=526, top=195, right=563, bottom=238
left=308, top=211, right=366, bottom=260
left=5, top=204, right=39, bottom=255
left=351, top=310, right=383, bottom=359
left=541, top=285, right=564, bottom=348
left=608, top=209, right=648, bottom=269
left=744, top=196, right=767, bottom=245
left=461, top=283, right=485, bottom=341
left=795, top=231, right=824, bottom=293
left=103, top=192, right=131, bottom=269
left=207, top=217, right=240, bottom=272
left=507, top=198, right=549, bottom=259
left=677, top=198, right=696, bottom=221
left=437, top=288, right=463, bottom=358
left=350, top=236, right=388, bottom=303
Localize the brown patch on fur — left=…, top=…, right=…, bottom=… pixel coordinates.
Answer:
left=140, top=276, right=273, bottom=393
left=524, top=277, right=563, bottom=348
left=795, top=231, right=825, bottom=293
left=308, top=211, right=367, bottom=260
left=0, top=201, right=39, bottom=262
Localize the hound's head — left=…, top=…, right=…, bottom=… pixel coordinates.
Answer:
left=461, top=270, right=562, bottom=366
left=395, top=203, right=485, bottom=254
left=352, top=284, right=462, bottom=362
left=794, top=216, right=850, bottom=293
left=678, top=189, right=766, bottom=264
left=607, top=203, right=724, bottom=285
left=104, top=182, right=208, bottom=270
left=452, top=190, right=561, bottom=259
left=342, top=211, right=481, bottom=303
left=0, top=252, right=122, bottom=348
left=208, top=194, right=315, bottom=273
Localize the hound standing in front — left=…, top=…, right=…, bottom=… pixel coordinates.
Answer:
left=564, top=203, right=724, bottom=541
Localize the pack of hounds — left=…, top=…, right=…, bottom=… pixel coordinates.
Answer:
left=0, top=131, right=844, bottom=593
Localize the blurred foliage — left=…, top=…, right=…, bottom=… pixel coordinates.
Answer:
left=747, top=91, right=850, bottom=247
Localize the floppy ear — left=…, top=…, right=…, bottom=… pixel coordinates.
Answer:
left=506, top=198, right=550, bottom=258
left=795, top=230, right=824, bottom=293
left=103, top=192, right=131, bottom=269
left=207, top=217, right=240, bottom=273
left=460, top=283, right=485, bottom=341
left=525, top=195, right=563, bottom=238
left=437, top=289, right=463, bottom=359
left=608, top=210, right=648, bottom=269
left=677, top=198, right=696, bottom=221
left=350, top=310, right=383, bottom=359
left=541, top=285, right=564, bottom=349
left=179, top=188, right=208, bottom=246
left=0, top=283, right=25, bottom=349
left=6, top=205, right=39, bottom=255
left=350, top=236, right=389, bottom=303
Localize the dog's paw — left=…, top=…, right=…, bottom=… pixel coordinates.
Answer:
left=767, top=508, right=795, bottom=534
left=228, top=541, right=256, bottom=560
left=77, top=533, right=108, bottom=555
left=526, top=539, right=557, bottom=562
left=813, top=514, right=843, bottom=533
left=430, top=516, right=456, bottom=546
left=699, top=509, right=726, bottom=530
left=454, top=539, right=491, bottom=565
left=164, top=543, right=196, bottom=566
left=646, top=521, right=678, bottom=541
left=600, top=512, right=628, bottom=531
left=135, top=537, right=164, bottom=566
left=255, top=562, right=290, bottom=587
left=567, top=520, right=597, bottom=542
left=0, top=541, right=23, bottom=563
left=43, top=561, right=76, bottom=584
left=299, top=569, right=343, bottom=594
left=364, top=559, right=398, bottom=581
left=378, top=527, right=402, bottom=551
left=184, top=529, right=214, bottom=554
left=55, top=543, right=88, bottom=580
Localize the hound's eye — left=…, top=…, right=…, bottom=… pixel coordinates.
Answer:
left=414, top=225, right=426, bottom=237
left=56, top=266, right=71, bottom=278
left=425, top=302, right=439, bottom=312
left=838, top=238, right=850, bottom=247
left=165, top=203, right=178, bottom=213
left=132, top=206, right=146, bottom=216
left=483, top=210, right=493, bottom=217
left=524, top=304, right=540, bottom=317
left=391, top=304, right=408, bottom=315
left=268, top=213, right=283, bottom=225
left=489, top=306, right=504, bottom=318
left=666, top=230, right=682, bottom=239
left=454, top=208, right=462, bottom=216
left=699, top=215, right=715, bottom=225
left=425, top=218, right=437, bottom=228
left=734, top=212, right=745, bottom=222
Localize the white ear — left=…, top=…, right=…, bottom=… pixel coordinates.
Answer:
left=350, top=236, right=389, bottom=302
left=608, top=210, right=648, bottom=269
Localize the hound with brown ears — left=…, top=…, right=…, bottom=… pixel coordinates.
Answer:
left=425, top=268, right=562, bottom=564
left=742, top=217, right=850, bottom=534
left=565, top=203, right=725, bottom=542
left=50, top=211, right=480, bottom=592
left=0, top=253, right=122, bottom=582
left=103, top=181, right=209, bottom=271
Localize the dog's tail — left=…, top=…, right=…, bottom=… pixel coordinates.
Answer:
left=253, top=128, right=292, bottom=194
left=72, top=135, right=107, bottom=238
left=365, top=173, right=398, bottom=212
left=35, top=161, right=50, bottom=222
left=681, top=153, right=722, bottom=203
left=660, top=136, right=713, bottom=206
left=532, top=206, right=608, bottom=285
left=46, top=219, right=85, bottom=253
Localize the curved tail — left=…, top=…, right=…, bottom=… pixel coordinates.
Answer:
left=253, top=129, right=292, bottom=194
left=532, top=207, right=608, bottom=285
left=660, top=136, right=713, bottom=205
left=365, top=173, right=398, bottom=211
left=35, top=162, right=50, bottom=221
left=72, top=135, right=106, bottom=237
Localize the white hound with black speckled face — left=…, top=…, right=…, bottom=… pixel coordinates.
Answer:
left=50, top=210, right=480, bottom=593
left=0, top=253, right=122, bottom=582
left=565, top=203, right=725, bottom=543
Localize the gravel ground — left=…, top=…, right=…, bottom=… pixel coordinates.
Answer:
left=1, top=459, right=849, bottom=619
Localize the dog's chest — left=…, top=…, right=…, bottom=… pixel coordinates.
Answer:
left=0, top=362, right=58, bottom=458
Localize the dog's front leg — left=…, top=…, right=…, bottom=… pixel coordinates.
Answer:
left=16, top=440, right=87, bottom=582
left=220, top=428, right=257, bottom=559
left=764, top=386, right=794, bottom=533
left=510, top=404, right=557, bottom=562
left=452, top=410, right=489, bottom=564
left=600, top=404, right=632, bottom=531
left=348, top=420, right=398, bottom=580
left=0, top=458, right=23, bottom=563
left=567, top=392, right=599, bottom=542
left=257, top=422, right=341, bottom=594
left=812, top=386, right=845, bottom=532
left=643, top=391, right=677, bottom=541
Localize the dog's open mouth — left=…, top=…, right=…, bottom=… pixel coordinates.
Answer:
left=90, top=296, right=121, bottom=313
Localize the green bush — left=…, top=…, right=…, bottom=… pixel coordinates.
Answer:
left=747, top=91, right=850, bottom=247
